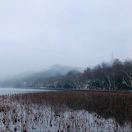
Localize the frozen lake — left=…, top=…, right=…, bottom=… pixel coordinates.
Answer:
left=0, top=88, right=53, bottom=95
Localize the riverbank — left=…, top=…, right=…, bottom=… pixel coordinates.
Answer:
left=0, top=91, right=132, bottom=131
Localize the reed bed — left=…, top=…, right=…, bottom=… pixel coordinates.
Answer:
left=0, top=91, right=132, bottom=131
left=9, top=91, right=132, bottom=124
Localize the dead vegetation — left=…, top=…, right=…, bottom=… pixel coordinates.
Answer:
left=0, top=91, right=132, bottom=131
left=9, top=91, right=132, bottom=124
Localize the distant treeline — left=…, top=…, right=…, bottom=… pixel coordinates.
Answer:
left=19, top=59, right=132, bottom=91
left=1, top=59, right=132, bottom=91
left=81, top=59, right=132, bottom=90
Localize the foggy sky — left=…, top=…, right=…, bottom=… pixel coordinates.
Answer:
left=0, top=0, right=132, bottom=78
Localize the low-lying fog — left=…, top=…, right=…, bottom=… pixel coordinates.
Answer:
left=0, top=0, right=132, bottom=80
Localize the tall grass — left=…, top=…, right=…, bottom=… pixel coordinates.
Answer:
left=9, top=91, right=132, bottom=124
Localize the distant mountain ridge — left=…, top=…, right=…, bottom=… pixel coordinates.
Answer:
left=0, top=65, right=83, bottom=87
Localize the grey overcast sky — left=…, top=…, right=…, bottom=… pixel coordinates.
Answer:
left=0, top=0, right=132, bottom=78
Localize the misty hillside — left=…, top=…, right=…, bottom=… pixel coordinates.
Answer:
left=1, top=59, right=132, bottom=91
left=0, top=65, right=82, bottom=88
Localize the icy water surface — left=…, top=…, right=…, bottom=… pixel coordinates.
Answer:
left=0, top=88, right=54, bottom=95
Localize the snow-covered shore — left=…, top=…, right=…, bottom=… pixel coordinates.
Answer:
left=0, top=94, right=131, bottom=132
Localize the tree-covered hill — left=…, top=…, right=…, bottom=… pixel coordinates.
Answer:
left=1, top=59, right=132, bottom=91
